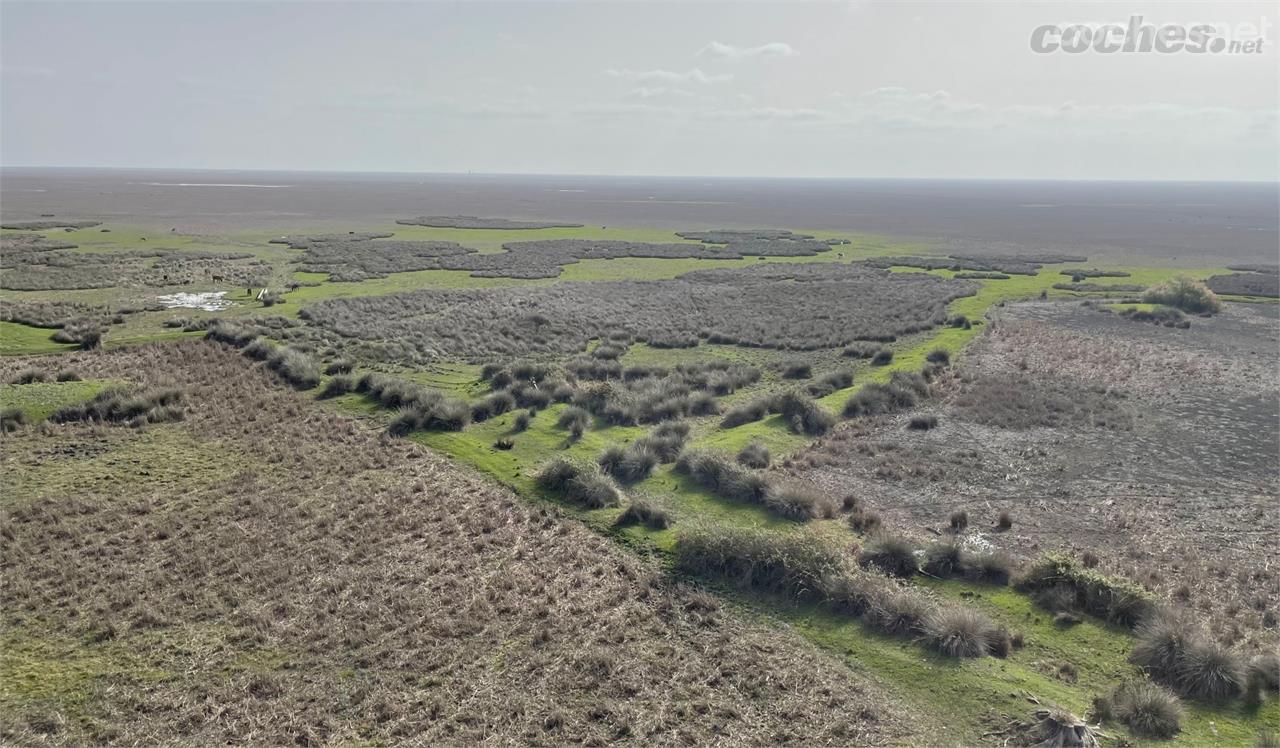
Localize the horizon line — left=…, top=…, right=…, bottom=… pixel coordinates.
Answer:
left=1, top=164, right=1276, bottom=186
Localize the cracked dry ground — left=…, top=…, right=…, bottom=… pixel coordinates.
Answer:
left=791, top=300, right=1279, bottom=649
left=0, top=342, right=908, bottom=746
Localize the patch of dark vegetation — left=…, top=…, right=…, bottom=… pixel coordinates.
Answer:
left=1053, top=282, right=1147, bottom=292
left=920, top=542, right=1012, bottom=584
left=614, top=494, right=673, bottom=530
left=598, top=441, right=658, bottom=484
left=1130, top=611, right=1247, bottom=700
left=1206, top=271, right=1280, bottom=298
left=858, top=535, right=918, bottom=577
left=721, top=396, right=773, bottom=428
left=1060, top=269, right=1131, bottom=279
left=318, top=374, right=356, bottom=399
left=862, top=253, right=1086, bottom=276
left=806, top=369, right=854, bottom=397
left=0, top=219, right=101, bottom=230
left=1, top=407, right=28, bottom=432
left=843, top=371, right=929, bottom=418
left=782, top=361, right=813, bottom=379
left=907, top=414, right=938, bottom=430
left=1119, top=305, right=1190, bottom=328
left=397, top=215, right=585, bottom=229
left=952, top=374, right=1132, bottom=430
left=51, top=386, right=184, bottom=426
left=841, top=342, right=888, bottom=360
left=1015, top=552, right=1157, bottom=627
left=736, top=441, right=771, bottom=469
left=775, top=391, right=836, bottom=436
left=1, top=239, right=264, bottom=291
left=953, top=271, right=1011, bottom=280
left=675, top=450, right=833, bottom=520
left=299, top=263, right=976, bottom=361
left=535, top=458, right=621, bottom=508
left=295, top=238, right=474, bottom=281
left=1102, top=680, right=1183, bottom=738
left=1143, top=276, right=1222, bottom=314
left=676, top=525, right=1003, bottom=658
left=262, top=346, right=321, bottom=390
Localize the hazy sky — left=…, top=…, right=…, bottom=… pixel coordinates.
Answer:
left=2, top=1, right=1276, bottom=179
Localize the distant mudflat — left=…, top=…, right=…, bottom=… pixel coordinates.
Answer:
left=396, top=215, right=584, bottom=229
left=1, top=168, right=1276, bottom=265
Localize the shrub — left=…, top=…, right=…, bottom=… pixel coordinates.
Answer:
left=323, top=359, right=353, bottom=375
left=764, top=482, right=836, bottom=521
left=11, top=369, right=46, bottom=384
left=775, top=391, right=835, bottom=436
left=55, top=370, right=81, bottom=382
left=615, top=495, right=673, bottom=530
left=1, top=407, right=27, bottom=432
left=471, top=391, right=516, bottom=422
left=51, top=386, right=184, bottom=425
left=908, top=414, right=938, bottom=430
left=870, top=349, right=893, bottom=366
left=806, top=369, right=854, bottom=397
left=736, top=441, right=771, bottom=469
left=536, top=458, right=578, bottom=492
left=555, top=405, right=590, bottom=432
left=925, top=348, right=950, bottom=365
left=493, top=436, right=514, bottom=450
left=922, top=542, right=965, bottom=577
left=1016, top=552, right=1156, bottom=627
left=1176, top=638, right=1245, bottom=700
left=865, top=588, right=933, bottom=636
left=948, top=510, right=969, bottom=532
left=674, top=525, right=841, bottom=599
left=566, top=470, right=620, bottom=508
left=675, top=450, right=770, bottom=508
left=318, top=374, right=355, bottom=399
left=858, top=535, right=918, bottom=578
left=965, top=553, right=1013, bottom=585
left=599, top=442, right=658, bottom=484
left=922, top=607, right=999, bottom=658
left=512, top=410, right=532, bottom=432
left=242, top=337, right=274, bottom=361
left=848, top=508, right=881, bottom=533
left=782, top=361, right=812, bottom=379
left=1248, top=652, right=1280, bottom=696
left=1112, top=680, right=1183, bottom=738
left=636, top=421, right=688, bottom=462
left=721, top=397, right=771, bottom=428
left=997, top=511, right=1013, bottom=530
left=1144, top=276, right=1222, bottom=314
left=264, top=347, right=321, bottom=390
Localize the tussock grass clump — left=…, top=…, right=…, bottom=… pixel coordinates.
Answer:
left=323, top=359, right=353, bottom=375
left=1110, top=680, right=1183, bottom=738
left=471, top=391, right=516, bottom=422
left=922, top=607, right=1000, bottom=658
left=782, top=361, right=812, bottom=379
left=264, top=347, right=321, bottom=390
left=775, top=391, right=835, bottom=436
left=865, top=589, right=933, bottom=636
left=736, top=441, right=771, bottom=469
left=1016, top=552, right=1156, bottom=627
left=870, top=349, right=894, bottom=366
left=764, top=482, right=837, bottom=521
left=1, top=407, right=28, bottom=432
left=721, top=396, right=772, bottom=428
left=555, top=405, right=591, bottom=432
left=11, top=368, right=47, bottom=384
left=598, top=442, right=658, bottom=484
left=512, top=410, right=532, bottom=432
left=674, top=525, right=841, bottom=599
left=858, top=535, right=918, bottom=578
left=55, top=370, right=81, bottom=382
left=843, top=371, right=928, bottom=418
left=925, top=348, right=951, bottom=365
left=535, top=459, right=621, bottom=508
left=317, top=374, right=355, bottom=399
left=922, top=542, right=965, bottom=578
left=908, top=414, right=938, bottom=430
left=1131, top=611, right=1245, bottom=700
left=675, top=450, right=768, bottom=506
left=51, top=386, right=184, bottom=426
left=635, top=421, right=689, bottom=462
left=615, top=494, right=673, bottom=530
left=1144, top=276, right=1222, bottom=314
left=920, top=542, right=1012, bottom=585
left=806, top=368, right=854, bottom=397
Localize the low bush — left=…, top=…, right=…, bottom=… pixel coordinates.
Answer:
left=922, top=607, right=1000, bottom=658
left=318, top=374, right=355, bottom=399
left=614, top=495, right=673, bottom=530
left=471, top=391, right=516, bottom=422
left=512, top=410, right=532, bottom=432
left=1131, top=612, right=1244, bottom=700
left=865, top=589, right=933, bottom=636
left=775, top=391, right=835, bottom=436
left=1144, top=276, right=1222, bottom=314
left=675, top=449, right=770, bottom=505
left=870, top=349, right=893, bottom=366
left=598, top=441, right=658, bottom=483
left=1016, top=552, right=1156, bottom=627
left=1, top=407, right=28, bottom=432
left=858, top=535, right=918, bottom=577
left=535, top=458, right=620, bottom=508
left=555, top=405, right=591, bottom=432
left=764, top=482, right=837, bottom=521
left=948, top=510, right=969, bottom=532
left=674, top=525, right=841, bottom=599
left=721, top=396, right=772, bottom=428
left=55, top=370, right=81, bottom=382
left=264, top=347, right=321, bottom=390
left=736, top=441, right=771, bottom=469
left=1111, top=680, right=1183, bottom=738
left=634, top=421, right=688, bottom=462
left=493, top=436, right=514, bottom=450
left=11, top=369, right=46, bottom=384
left=908, top=414, right=939, bottom=430
left=51, top=386, right=184, bottom=426
left=782, top=361, right=812, bottom=379
left=925, top=348, right=951, bottom=365
left=807, top=368, right=854, bottom=397
left=323, top=359, right=353, bottom=375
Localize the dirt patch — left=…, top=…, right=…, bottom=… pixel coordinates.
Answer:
left=793, top=300, right=1279, bottom=648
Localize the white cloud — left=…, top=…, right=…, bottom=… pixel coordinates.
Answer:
left=628, top=86, right=694, bottom=99
left=603, top=67, right=732, bottom=85
left=698, top=41, right=798, bottom=60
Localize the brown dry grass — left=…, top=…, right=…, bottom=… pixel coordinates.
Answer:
left=0, top=342, right=904, bottom=746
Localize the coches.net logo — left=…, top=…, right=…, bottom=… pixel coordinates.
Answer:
left=1030, top=15, right=1269, bottom=54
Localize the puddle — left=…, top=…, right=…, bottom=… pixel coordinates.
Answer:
left=156, top=291, right=233, bottom=311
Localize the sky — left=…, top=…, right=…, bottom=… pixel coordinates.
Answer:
left=1, top=1, right=1276, bottom=180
